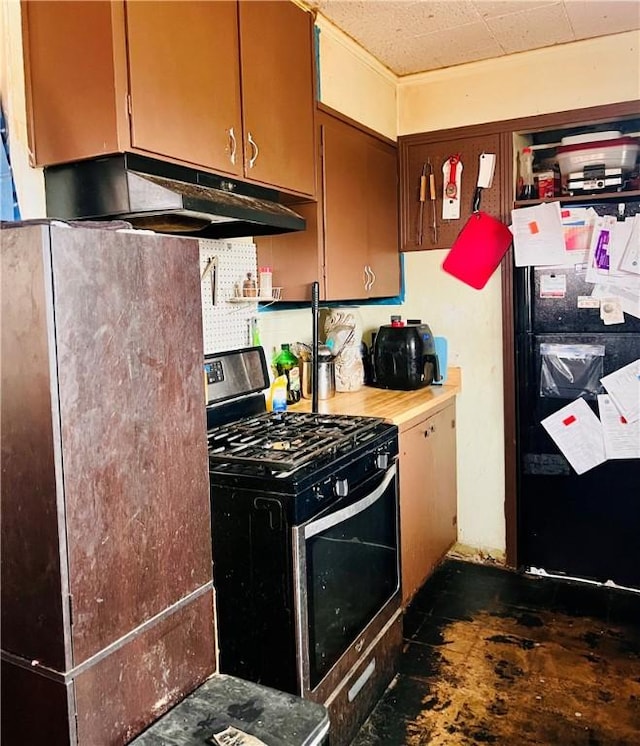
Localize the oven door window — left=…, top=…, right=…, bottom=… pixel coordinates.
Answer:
left=304, top=463, right=399, bottom=689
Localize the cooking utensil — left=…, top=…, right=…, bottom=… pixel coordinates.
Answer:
left=416, top=162, right=428, bottom=246
left=442, top=211, right=512, bottom=289
left=445, top=155, right=460, bottom=198
left=428, top=159, right=437, bottom=243
left=442, top=174, right=512, bottom=290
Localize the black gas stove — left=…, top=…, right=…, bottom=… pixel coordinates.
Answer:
left=205, top=347, right=402, bottom=723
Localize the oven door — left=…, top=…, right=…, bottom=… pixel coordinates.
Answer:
left=293, top=460, right=400, bottom=697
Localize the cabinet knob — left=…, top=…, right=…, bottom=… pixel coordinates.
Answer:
left=247, top=131, right=259, bottom=169
left=227, top=127, right=237, bottom=166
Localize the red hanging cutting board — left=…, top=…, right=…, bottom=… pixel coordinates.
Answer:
left=442, top=210, right=513, bottom=290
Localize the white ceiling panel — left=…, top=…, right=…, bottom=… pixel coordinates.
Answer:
left=486, top=3, right=574, bottom=54
left=564, top=0, right=640, bottom=39
left=307, top=0, right=640, bottom=75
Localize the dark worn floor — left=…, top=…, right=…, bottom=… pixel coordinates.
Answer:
left=352, top=558, right=640, bottom=745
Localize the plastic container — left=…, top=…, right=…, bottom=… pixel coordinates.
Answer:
left=268, top=374, right=288, bottom=412
left=556, top=137, right=639, bottom=175
left=560, top=130, right=621, bottom=146
left=518, top=147, right=536, bottom=200
left=259, top=266, right=272, bottom=299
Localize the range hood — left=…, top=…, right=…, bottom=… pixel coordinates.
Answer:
left=44, top=153, right=306, bottom=239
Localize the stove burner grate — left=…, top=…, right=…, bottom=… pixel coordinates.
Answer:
left=208, top=411, right=386, bottom=472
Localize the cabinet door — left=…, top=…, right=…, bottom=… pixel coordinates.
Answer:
left=400, top=132, right=503, bottom=251
left=256, top=108, right=401, bottom=302
left=126, top=0, right=243, bottom=175
left=21, top=0, right=123, bottom=166
left=239, top=0, right=316, bottom=196
left=399, top=403, right=457, bottom=605
left=367, top=137, right=400, bottom=297
left=321, top=115, right=370, bottom=300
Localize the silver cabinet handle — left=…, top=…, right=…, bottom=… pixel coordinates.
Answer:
left=227, top=127, right=237, bottom=165
left=247, top=131, right=259, bottom=169
left=364, top=265, right=375, bottom=291
left=363, top=266, right=369, bottom=290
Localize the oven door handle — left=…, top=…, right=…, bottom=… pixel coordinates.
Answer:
left=303, top=463, right=397, bottom=540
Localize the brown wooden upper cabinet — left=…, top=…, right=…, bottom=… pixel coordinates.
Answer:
left=257, top=107, right=400, bottom=301
left=399, top=130, right=506, bottom=251
left=321, top=110, right=400, bottom=300
left=21, top=0, right=317, bottom=198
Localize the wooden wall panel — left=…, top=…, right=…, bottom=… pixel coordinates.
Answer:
left=400, top=132, right=503, bottom=252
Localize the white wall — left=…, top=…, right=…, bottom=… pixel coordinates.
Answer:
left=1, top=0, right=46, bottom=218
left=398, top=31, right=640, bottom=135
left=314, top=15, right=397, bottom=141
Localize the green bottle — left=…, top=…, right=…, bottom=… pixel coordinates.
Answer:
left=275, top=344, right=301, bottom=404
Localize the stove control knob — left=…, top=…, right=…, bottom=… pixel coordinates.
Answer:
left=376, top=453, right=389, bottom=470
left=334, top=478, right=349, bottom=498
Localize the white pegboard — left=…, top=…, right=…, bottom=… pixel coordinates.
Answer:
left=199, top=238, right=258, bottom=354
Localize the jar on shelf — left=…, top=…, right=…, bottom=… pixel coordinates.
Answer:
left=242, top=272, right=257, bottom=297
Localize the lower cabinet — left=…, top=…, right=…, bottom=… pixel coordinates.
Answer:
left=399, top=401, right=458, bottom=606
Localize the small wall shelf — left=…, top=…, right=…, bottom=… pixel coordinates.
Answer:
left=514, top=189, right=640, bottom=208
left=228, top=288, right=283, bottom=304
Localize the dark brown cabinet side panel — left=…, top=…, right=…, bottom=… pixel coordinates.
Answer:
left=1, top=225, right=66, bottom=670
left=399, top=132, right=503, bottom=252
left=50, top=227, right=212, bottom=664
left=21, top=0, right=123, bottom=166
left=256, top=200, right=321, bottom=302
left=1, top=662, right=74, bottom=746
left=74, top=592, right=216, bottom=745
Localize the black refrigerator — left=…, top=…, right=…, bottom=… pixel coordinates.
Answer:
left=514, top=201, right=640, bottom=589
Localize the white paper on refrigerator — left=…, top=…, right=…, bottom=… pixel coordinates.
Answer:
left=560, top=206, right=596, bottom=264
left=600, top=358, right=640, bottom=423
left=597, top=394, right=640, bottom=460
left=586, top=216, right=640, bottom=291
left=591, top=282, right=640, bottom=320
left=619, top=214, right=640, bottom=275
left=541, top=398, right=606, bottom=475
left=511, top=202, right=567, bottom=267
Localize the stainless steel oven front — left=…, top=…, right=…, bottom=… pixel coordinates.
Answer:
left=293, top=460, right=400, bottom=699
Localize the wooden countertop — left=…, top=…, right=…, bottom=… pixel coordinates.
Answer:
left=290, top=368, right=461, bottom=428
